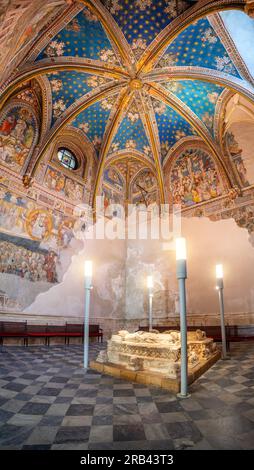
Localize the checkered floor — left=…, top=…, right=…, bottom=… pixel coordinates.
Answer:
left=0, top=342, right=254, bottom=450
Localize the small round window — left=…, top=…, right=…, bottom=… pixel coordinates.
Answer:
left=57, top=148, right=78, bottom=170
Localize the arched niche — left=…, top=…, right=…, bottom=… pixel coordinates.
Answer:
left=0, top=101, right=39, bottom=174
left=33, top=126, right=95, bottom=205
left=165, top=142, right=226, bottom=208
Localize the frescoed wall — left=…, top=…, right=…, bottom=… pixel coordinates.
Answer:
left=0, top=184, right=82, bottom=311
left=103, top=167, right=124, bottom=192
left=44, top=165, right=84, bottom=202
left=0, top=105, right=38, bottom=173
left=131, top=169, right=158, bottom=207
left=99, top=165, right=125, bottom=218
left=169, top=148, right=223, bottom=207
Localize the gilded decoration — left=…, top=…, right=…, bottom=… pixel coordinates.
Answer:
left=0, top=0, right=253, bottom=219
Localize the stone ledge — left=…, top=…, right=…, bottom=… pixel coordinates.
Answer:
left=90, top=349, right=221, bottom=393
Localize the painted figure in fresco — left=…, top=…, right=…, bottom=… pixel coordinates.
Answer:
left=0, top=115, right=16, bottom=135
left=170, top=149, right=222, bottom=207
left=31, top=213, right=47, bottom=239
left=104, top=168, right=123, bottom=192
left=0, top=240, right=58, bottom=284
left=0, top=107, right=36, bottom=171
left=44, top=251, right=57, bottom=283
left=133, top=170, right=156, bottom=193
left=58, top=220, right=74, bottom=248
left=44, top=167, right=83, bottom=202
left=101, top=185, right=124, bottom=218
left=45, top=168, right=65, bottom=193
left=25, top=209, right=52, bottom=241
left=226, top=132, right=249, bottom=187
left=65, top=178, right=83, bottom=202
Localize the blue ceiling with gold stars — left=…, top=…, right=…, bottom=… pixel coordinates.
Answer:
left=47, top=71, right=112, bottom=124
left=159, top=80, right=224, bottom=134
left=152, top=99, right=196, bottom=161
left=101, top=0, right=193, bottom=53
left=71, top=98, right=115, bottom=156
left=37, top=9, right=120, bottom=64
left=110, top=112, right=151, bottom=156
left=33, top=2, right=246, bottom=165
left=156, top=17, right=240, bottom=78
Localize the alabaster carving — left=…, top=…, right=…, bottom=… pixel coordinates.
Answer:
left=96, top=329, right=217, bottom=379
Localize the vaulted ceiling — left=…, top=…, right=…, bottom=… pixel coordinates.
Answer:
left=1, top=0, right=254, bottom=205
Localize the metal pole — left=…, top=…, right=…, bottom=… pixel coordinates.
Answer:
left=177, top=259, right=189, bottom=398
left=217, top=280, right=227, bottom=359
left=84, top=276, right=92, bottom=370
left=148, top=289, right=153, bottom=332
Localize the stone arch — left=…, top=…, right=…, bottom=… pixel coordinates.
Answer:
left=33, top=125, right=95, bottom=206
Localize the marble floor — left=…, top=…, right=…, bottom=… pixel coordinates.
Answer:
left=0, top=342, right=253, bottom=450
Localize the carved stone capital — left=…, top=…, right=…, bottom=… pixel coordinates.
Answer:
left=244, top=0, right=254, bottom=18
left=22, top=174, right=33, bottom=188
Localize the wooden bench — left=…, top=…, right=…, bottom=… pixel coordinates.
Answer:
left=0, top=321, right=103, bottom=346
left=88, top=324, right=103, bottom=343
left=0, top=321, right=27, bottom=346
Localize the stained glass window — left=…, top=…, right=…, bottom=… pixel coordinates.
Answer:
left=57, top=148, right=78, bottom=170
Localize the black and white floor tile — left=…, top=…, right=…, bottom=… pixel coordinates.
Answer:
left=0, top=342, right=254, bottom=450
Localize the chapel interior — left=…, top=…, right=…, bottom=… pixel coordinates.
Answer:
left=0, top=0, right=254, bottom=451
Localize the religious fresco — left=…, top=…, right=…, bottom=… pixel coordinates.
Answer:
left=103, top=167, right=124, bottom=191
left=226, top=132, right=250, bottom=187
left=0, top=106, right=37, bottom=173
left=44, top=166, right=84, bottom=202
left=156, top=17, right=240, bottom=77
left=0, top=235, right=58, bottom=284
left=170, top=148, right=223, bottom=207
left=0, top=188, right=76, bottom=251
left=101, top=184, right=125, bottom=218
left=132, top=170, right=157, bottom=194
left=131, top=169, right=158, bottom=207
left=25, top=209, right=53, bottom=241
left=132, top=191, right=158, bottom=207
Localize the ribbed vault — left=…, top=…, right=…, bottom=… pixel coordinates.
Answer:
left=1, top=0, right=254, bottom=212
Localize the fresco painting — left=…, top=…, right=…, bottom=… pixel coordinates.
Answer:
left=132, top=170, right=157, bottom=194
left=101, top=184, right=125, bottom=218
left=170, top=148, right=223, bottom=207
left=0, top=188, right=76, bottom=252
left=0, top=235, right=58, bottom=284
left=0, top=106, right=36, bottom=172
left=131, top=169, right=158, bottom=207
left=44, top=165, right=84, bottom=202
left=103, top=167, right=124, bottom=192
